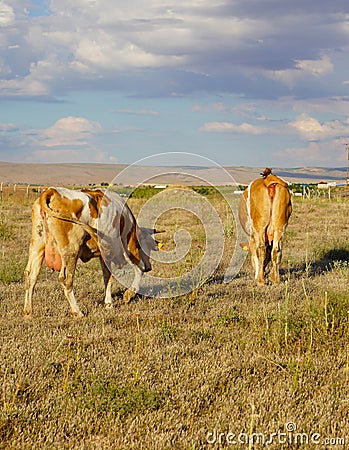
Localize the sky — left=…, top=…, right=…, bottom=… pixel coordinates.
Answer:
left=1, top=0, right=349, bottom=168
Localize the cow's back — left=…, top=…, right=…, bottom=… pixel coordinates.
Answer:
left=39, top=188, right=94, bottom=271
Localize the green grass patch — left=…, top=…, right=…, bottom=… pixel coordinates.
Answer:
left=0, top=214, right=13, bottom=240
left=72, top=377, right=165, bottom=418
left=0, top=258, right=24, bottom=284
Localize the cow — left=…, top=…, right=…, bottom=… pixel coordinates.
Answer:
left=24, top=187, right=163, bottom=317
left=238, top=168, right=292, bottom=286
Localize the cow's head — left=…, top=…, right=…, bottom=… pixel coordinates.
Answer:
left=127, top=227, right=164, bottom=273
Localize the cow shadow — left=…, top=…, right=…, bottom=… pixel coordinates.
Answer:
left=283, top=247, right=349, bottom=279
left=96, top=247, right=349, bottom=304
left=212, top=247, right=349, bottom=285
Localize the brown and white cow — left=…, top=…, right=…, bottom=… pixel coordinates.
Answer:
left=24, top=187, right=162, bottom=317
left=238, top=168, right=292, bottom=286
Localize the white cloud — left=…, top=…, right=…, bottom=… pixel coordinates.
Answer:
left=17, top=117, right=103, bottom=162
left=1, top=0, right=348, bottom=99
left=200, top=121, right=270, bottom=135
left=199, top=112, right=349, bottom=143
left=288, top=114, right=349, bottom=141
left=75, top=36, right=175, bottom=71
left=37, top=116, right=102, bottom=148
left=0, top=2, right=15, bottom=26
left=0, top=123, right=17, bottom=132
left=0, top=77, right=49, bottom=97
left=264, top=55, right=334, bottom=88
left=296, top=55, right=333, bottom=77
left=20, top=116, right=115, bottom=163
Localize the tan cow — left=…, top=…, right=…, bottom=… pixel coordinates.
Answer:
left=24, top=187, right=162, bottom=317
left=238, top=168, right=292, bottom=286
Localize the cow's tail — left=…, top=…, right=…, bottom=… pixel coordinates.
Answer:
left=39, top=188, right=100, bottom=243
left=265, top=179, right=290, bottom=245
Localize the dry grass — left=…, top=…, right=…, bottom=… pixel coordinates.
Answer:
left=1, top=193, right=349, bottom=449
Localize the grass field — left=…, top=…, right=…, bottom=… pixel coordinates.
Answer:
left=1, top=190, right=349, bottom=449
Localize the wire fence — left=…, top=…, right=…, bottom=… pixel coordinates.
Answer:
left=1, top=182, right=348, bottom=202
left=0, top=184, right=47, bottom=201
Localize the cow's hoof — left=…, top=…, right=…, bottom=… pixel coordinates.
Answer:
left=105, top=303, right=114, bottom=309
left=72, top=311, right=85, bottom=318
left=123, top=289, right=136, bottom=304
left=23, top=312, right=32, bottom=319
left=269, top=275, right=280, bottom=284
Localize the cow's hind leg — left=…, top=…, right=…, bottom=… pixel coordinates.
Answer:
left=264, top=244, right=272, bottom=272
left=249, top=237, right=258, bottom=278
left=59, top=257, right=84, bottom=317
left=269, top=230, right=283, bottom=284
left=252, top=230, right=267, bottom=286
left=256, top=244, right=267, bottom=286
left=24, top=241, right=45, bottom=317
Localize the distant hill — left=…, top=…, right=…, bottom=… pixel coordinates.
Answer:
left=0, top=161, right=346, bottom=186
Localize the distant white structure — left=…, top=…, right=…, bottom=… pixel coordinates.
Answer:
left=317, top=181, right=337, bottom=189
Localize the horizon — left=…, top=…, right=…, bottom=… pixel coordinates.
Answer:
left=0, top=161, right=346, bottom=187
left=0, top=160, right=347, bottom=170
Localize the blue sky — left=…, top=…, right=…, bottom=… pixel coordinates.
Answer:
left=1, top=0, right=349, bottom=167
